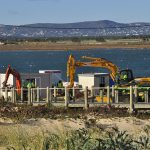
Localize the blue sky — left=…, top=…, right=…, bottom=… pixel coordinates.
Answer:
left=0, top=0, right=150, bottom=25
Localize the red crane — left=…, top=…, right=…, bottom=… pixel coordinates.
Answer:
left=3, top=65, right=21, bottom=95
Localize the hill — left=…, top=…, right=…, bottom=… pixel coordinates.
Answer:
left=0, top=20, right=150, bottom=38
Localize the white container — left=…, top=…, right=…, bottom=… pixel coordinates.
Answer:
left=78, top=73, right=110, bottom=89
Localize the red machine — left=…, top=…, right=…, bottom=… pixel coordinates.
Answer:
left=3, top=65, right=21, bottom=95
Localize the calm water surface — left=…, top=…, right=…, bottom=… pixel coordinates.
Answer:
left=0, top=48, right=150, bottom=81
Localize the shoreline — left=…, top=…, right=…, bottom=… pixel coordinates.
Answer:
left=0, top=43, right=150, bottom=50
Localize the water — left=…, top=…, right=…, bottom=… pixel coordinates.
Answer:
left=0, top=48, right=150, bottom=81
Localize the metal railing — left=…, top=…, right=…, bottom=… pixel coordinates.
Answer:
left=0, top=86, right=150, bottom=112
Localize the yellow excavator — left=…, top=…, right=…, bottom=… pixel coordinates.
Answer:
left=67, top=54, right=134, bottom=88
left=67, top=54, right=150, bottom=102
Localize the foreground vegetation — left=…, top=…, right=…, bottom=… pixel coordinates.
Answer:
left=0, top=101, right=150, bottom=149
left=0, top=101, right=149, bottom=121
left=0, top=124, right=149, bottom=150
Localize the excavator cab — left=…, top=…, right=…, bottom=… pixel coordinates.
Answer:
left=118, top=69, right=134, bottom=85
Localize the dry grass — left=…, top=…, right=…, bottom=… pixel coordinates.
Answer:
left=0, top=124, right=149, bottom=150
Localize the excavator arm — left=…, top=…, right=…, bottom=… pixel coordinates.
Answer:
left=67, top=55, right=119, bottom=88
left=67, top=55, right=76, bottom=88
left=3, top=65, right=21, bottom=95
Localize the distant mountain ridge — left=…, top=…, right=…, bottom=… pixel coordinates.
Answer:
left=0, top=20, right=150, bottom=38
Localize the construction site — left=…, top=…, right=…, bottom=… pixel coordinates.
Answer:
left=0, top=55, right=150, bottom=113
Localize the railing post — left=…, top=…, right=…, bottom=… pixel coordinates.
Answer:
left=31, top=88, right=33, bottom=103
left=144, top=90, right=149, bottom=103
left=46, top=87, right=50, bottom=104
left=129, top=86, right=134, bottom=113
left=112, top=85, right=115, bottom=103
left=100, top=89, right=103, bottom=103
left=37, top=87, right=40, bottom=102
left=147, top=90, right=149, bottom=103
left=115, top=90, right=119, bottom=103
left=72, top=86, right=75, bottom=101
left=32, top=88, right=36, bottom=102
left=84, top=86, right=88, bottom=110
left=54, top=86, right=57, bottom=102
left=5, top=87, right=8, bottom=101
left=14, top=89, right=16, bottom=103
left=65, top=87, right=68, bottom=108
left=134, top=85, right=138, bottom=103
left=21, top=87, right=23, bottom=102
left=91, top=86, right=94, bottom=97
left=11, top=87, right=15, bottom=103
left=91, top=86, right=94, bottom=103
left=49, top=88, right=52, bottom=104
left=107, top=86, right=110, bottom=104
left=28, top=88, right=31, bottom=105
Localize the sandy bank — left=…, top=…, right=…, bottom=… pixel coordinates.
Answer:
left=0, top=42, right=150, bottom=50
left=0, top=116, right=149, bottom=137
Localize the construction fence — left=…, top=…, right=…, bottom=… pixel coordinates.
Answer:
left=0, top=86, right=150, bottom=113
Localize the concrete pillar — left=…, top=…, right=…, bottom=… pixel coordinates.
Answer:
left=37, top=87, right=40, bottom=102
left=65, top=87, right=68, bottom=108
left=28, top=88, right=30, bottom=104
left=129, top=86, right=134, bottom=113
left=112, top=85, right=115, bottom=103
left=84, top=86, right=88, bottom=110
left=107, top=86, right=110, bottom=104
